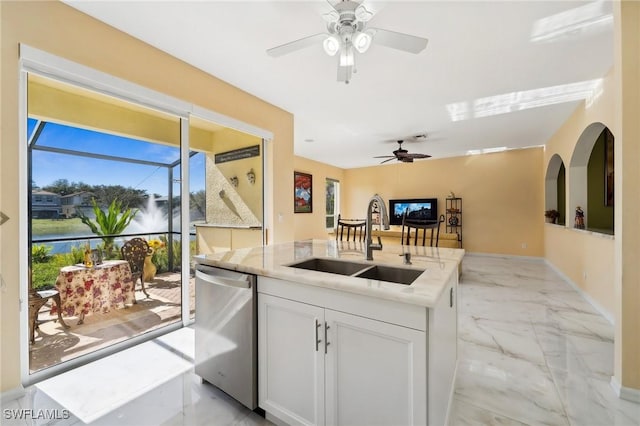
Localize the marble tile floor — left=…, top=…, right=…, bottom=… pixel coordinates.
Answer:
left=3, top=327, right=270, bottom=426
left=3, top=255, right=639, bottom=425
left=449, top=255, right=639, bottom=426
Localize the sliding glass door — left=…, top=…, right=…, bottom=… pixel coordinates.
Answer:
left=27, top=73, right=186, bottom=373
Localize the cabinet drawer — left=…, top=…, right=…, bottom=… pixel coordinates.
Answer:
left=258, top=276, right=427, bottom=331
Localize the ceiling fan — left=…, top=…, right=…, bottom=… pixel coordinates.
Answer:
left=266, top=0, right=429, bottom=84
left=374, top=140, right=432, bottom=164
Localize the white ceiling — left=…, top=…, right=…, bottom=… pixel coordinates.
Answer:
left=64, top=0, right=614, bottom=169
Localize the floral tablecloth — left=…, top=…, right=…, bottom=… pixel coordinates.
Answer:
left=52, top=260, right=135, bottom=320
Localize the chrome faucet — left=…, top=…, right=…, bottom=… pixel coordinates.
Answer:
left=365, top=194, right=390, bottom=261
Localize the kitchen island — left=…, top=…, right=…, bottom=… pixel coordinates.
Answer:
left=194, top=239, right=464, bottom=426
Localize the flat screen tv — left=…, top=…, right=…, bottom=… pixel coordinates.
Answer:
left=389, top=198, right=438, bottom=225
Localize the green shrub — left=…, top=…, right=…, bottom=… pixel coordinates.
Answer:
left=76, top=198, right=137, bottom=258
left=149, top=237, right=195, bottom=274
left=31, top=262, right=59, bottom=289
left=31, top=244, right=52, bottom=263
left=31, top=248, right=86, bottom=289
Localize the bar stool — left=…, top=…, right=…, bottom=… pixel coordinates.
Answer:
left=335, top=214, right=367, bottom=242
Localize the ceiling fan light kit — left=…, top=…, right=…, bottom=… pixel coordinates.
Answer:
left=323, top=35, right=341, bottom=56
left=352, top=30, right=372, bottom=53
left=266, top=0, right=428, bottom=84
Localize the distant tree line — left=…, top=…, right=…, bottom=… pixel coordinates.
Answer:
left=40, top=179, right=150, bottom=210
left=39, top=179, right=206, bottom=218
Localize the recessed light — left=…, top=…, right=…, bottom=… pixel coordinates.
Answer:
left=304, top=138, right=315, bottom=143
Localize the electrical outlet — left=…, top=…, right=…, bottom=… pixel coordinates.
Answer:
left=521, top=242, right=527, bottom=249
left=583, top=271, right=588, bottom=280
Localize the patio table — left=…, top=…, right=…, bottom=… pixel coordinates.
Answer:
left=53, top=260, right=135, bottom=324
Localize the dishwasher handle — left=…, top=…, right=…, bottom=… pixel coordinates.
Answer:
left=195, top=269, right=252, bottom=289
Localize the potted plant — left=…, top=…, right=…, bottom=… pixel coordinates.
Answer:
left=544, top=209, right=560, bottom=224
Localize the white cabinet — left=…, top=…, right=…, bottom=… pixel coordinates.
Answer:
left=258, top=294, right=325, bottom=426
left=428, top=282, right=457, bottom=426
left=258, top=292, right=426, bottom=426
left=325, top=309, right=426, bottom=426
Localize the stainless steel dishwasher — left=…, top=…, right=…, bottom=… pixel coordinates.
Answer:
left=194, top=264, right=257, bottom=410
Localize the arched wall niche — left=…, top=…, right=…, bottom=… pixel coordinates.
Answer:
left=545, top=153, right=566, bottom=224
left=569, top=122, right=614, bottom=232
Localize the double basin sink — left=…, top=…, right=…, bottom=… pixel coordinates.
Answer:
left=287, top=257, right=424, bottom=285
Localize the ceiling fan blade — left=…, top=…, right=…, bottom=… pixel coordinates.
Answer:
left=380, top=158, right=397, bottom=164
left=405, top=153, right=432, bottom=159
left=369, top=28, right=428, bottom=54
left=267, top=33, right=327, bottom=57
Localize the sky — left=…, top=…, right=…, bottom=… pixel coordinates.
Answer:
left=29, top=119, right=205, bottom=196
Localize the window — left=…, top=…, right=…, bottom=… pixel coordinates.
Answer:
left=326, top=178, right=339, bottom=230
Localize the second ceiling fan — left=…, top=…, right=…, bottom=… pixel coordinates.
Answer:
left=266, top=0, right=429, bottom=84
left=374, top=140, right=432, bottom=164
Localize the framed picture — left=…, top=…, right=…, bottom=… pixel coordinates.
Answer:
left=604, top=131, right=614, bottom=206
left=294, top=171, right=313, bottom=213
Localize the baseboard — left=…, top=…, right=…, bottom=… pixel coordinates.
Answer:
left=265, top=412, right=289, bottom=426
left=610, top=376, right=640, bottom=403
left=544, top=260, right=614, bottom=325
left=464, top=251, right=544, bottom=262
left=0, top=385, right=26, bottom=404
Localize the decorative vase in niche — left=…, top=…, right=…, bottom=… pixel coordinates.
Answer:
left=143, top=255, right=157, bottom=282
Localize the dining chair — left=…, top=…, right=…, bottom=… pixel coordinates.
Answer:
left=29, top=282, right=69, bottom=344
left=121, top=237, right=153, bottom=301
left=335, top=214, right=367, bottom=242
left=401, top=213, right=445, bottom=247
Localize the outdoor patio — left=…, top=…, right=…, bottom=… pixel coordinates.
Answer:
left=29, top=272, right=195, bottom=373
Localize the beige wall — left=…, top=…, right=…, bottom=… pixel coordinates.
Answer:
left=543, top=71, right=616, bottom=318
left=614, top=0, right=640, bottom=391
left=542, top=1, right=640, bottom=391
left=293, top=156, right=345, bottom=240
left=342, top=148, right=545, bottom=256
left=544, top=226, right=615, bottom=315
left=1, top=1, right=293, bottom=392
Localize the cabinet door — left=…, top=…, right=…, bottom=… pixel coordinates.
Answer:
left=325, top=309, right=427, bottom=426
left=258, top=293, right=325, bottom=426
left=428, top=279, right=458, bottom=426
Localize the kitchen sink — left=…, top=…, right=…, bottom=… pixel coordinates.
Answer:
left=287, top=257, right=425, bottom=285
left=288, top=258, right=370, bottom=276
left=354, top=265, right=425, bottom=285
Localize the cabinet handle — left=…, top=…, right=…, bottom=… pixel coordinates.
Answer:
left=324, top=323, right=330, bottom=354
left=449, top=287, right=453, bottom=308
left=315, top=319, right=322, bottom=352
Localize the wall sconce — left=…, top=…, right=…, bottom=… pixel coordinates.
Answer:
left=246, top=169, right=256, bottom=185
left=230, top=176, right=239, bottom=187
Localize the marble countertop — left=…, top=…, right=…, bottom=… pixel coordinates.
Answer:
left=194, top=239, right=464, bottom=308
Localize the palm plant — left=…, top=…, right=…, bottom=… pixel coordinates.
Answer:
left=77, top=198, right=138, bottom=258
